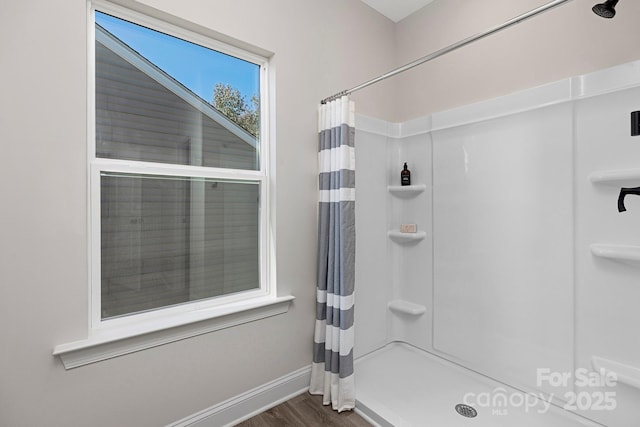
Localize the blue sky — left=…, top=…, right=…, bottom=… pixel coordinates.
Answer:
left=96, top=11, right=259, bottom=103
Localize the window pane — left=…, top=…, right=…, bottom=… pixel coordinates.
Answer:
left=95, top=12, right=260, bottom=170
left=100, top=173, right=260, bottom=319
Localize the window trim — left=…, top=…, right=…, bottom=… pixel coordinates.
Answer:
left=53, top=295, right=295, bottom=369
left=52, top=1, right=287, bottom=366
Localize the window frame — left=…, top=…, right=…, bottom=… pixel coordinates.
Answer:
left=88, top=0, right=274, bottom=333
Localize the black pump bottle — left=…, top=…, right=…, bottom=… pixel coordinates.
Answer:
left=401, top=163, right=411, bottom=186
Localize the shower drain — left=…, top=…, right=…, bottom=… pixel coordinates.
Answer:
left=455, top=403, right=478, bottom=418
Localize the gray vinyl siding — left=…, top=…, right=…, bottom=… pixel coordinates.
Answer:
left=95, top=40, right=258, bottom=170
left=96, top=37, right=260, bottom=319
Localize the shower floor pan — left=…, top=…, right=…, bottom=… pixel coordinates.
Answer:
left=354, top=342, right=601, bottom=427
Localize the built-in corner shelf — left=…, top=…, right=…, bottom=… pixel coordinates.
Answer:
left=388, top=300, right=427, bottom=316
left=388, top=231, right=426, bottom=244
left=592, top=356, right=640, bottom=391
left=590, top=244, right=640, bottom=266
left=388, top=184, right=427, bottom=197
left=589, top=169, right=640, bottom=187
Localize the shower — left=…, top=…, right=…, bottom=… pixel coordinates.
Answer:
left=593, top=0, right=619, bottom=18
left=320, top=0, right=640, bottom=425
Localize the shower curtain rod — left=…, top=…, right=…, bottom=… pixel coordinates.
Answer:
left=320, top=0, right=573, bottom=104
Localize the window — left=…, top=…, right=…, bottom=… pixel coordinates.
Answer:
left=90, top=4, right=271, bottom=329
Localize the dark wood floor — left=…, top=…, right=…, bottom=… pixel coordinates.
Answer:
left=234, top=393, right=372, bottom=427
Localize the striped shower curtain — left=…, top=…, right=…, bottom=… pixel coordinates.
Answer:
left=309, top=96, right=356, bottom=412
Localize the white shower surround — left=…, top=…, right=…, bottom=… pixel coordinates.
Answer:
left=353, top=59, right=640, bottom=426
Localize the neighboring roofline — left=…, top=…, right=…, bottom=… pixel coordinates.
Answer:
left=95, top=24, right=258, bottom=149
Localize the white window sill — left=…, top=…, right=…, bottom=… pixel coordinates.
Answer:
left=53, top=295, right=295, bottom=369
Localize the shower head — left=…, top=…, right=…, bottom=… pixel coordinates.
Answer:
left=592, top=0, right=618, bottom=18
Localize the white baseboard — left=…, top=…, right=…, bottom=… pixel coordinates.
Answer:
left=168, top=365, right=312, bottom=427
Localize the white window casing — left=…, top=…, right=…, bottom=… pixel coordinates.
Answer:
left=53, top=0, right=291, bottom=369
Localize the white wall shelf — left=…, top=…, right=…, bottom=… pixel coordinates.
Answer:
left=388, top=184, right=427, bottom=197
left=590, top=244, right=640, bottom=265
left=388, top=231, right=426, bottom=244
left=589, top=169, right=640, bottom=187
left=388, top=300, right=426, bottom=316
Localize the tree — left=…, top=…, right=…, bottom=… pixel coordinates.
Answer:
left=212, top=83, right=259, bottom=137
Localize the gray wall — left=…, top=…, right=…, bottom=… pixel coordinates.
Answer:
left=394, top=0, right=640, bottom=121
left=0, top=1, right=395, bottom=426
